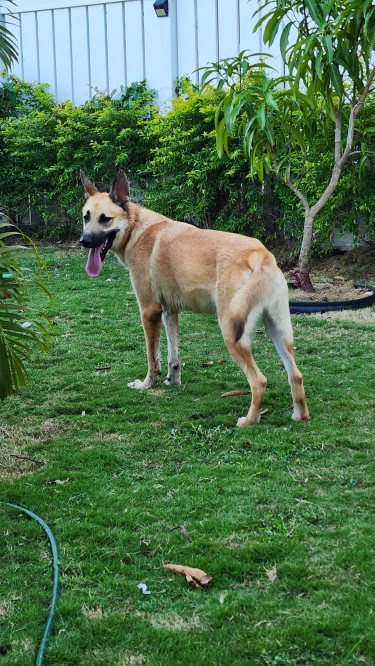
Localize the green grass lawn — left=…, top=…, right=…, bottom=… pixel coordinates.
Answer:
left=1, top=248, right=374, bottom=666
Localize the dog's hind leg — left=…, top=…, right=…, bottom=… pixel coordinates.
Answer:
left=162, top=309, right=181, bottom=386
left=263, top=305, right=310, bottom=422
left=220, top=309, right=267, bottom=426
left=128, top=305, right=162, bottom=389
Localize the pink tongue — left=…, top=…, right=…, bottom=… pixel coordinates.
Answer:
left=86, top=243, right=105, bottom=278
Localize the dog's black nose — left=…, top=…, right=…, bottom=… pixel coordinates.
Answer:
left=80, top=235, right=95, bottom=248
left=80, top=232, right=108, bottom=248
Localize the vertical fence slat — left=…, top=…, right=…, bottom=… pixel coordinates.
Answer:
left=68, top=8, right=74, bottom=100
left=196, top=0, right=217, bottom=83
left=104, top=3, right=110, bottom=93
left=36, top=10, right=55, bottom=94
left=122, top=2, right=127, bottom=89
left=123, top=1, right=144, bottom=86
left=51, top=10, right=58, bottom=99
left=106, top=2, right=126, bottom=94
left=34, top=11, right=40, bottom=81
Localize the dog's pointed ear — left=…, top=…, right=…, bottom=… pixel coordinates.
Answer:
left=80, top=170, right=98, bottom=198
left=109, top=170, right=130, bottom=206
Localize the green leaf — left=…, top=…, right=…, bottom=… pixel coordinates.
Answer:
left=225, top=91, right=251, bottom=135
left=215, top=117, right=227, bottom=158
left=253, top=9, right=279, bottom=34
left=323, top=35, right=333, bottom=64
left=329, top=63, right=343, bottom=96
left=295, top=91, right=316, bottom=111
left=314, top=50, right=323, bottom=81
left=263, top=13, right=283, bottom=47
left=280, top=22, right=293, bottom=62
left=305, top=0, right=322, bottom=26
left=256, top=105, right=266, bottom=130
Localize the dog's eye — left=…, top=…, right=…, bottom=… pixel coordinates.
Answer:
left=99, top=214, right=113, bottom=224
left=83, top=211, right=90, bottom=222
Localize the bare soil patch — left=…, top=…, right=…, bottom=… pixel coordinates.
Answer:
left=274, top=244, right=375, bottom=281
left=289, top=279, right=373, bottom=302
left=272, top=245, right=375, bottom=303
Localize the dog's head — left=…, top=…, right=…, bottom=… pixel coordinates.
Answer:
left=80, top=170, right=130, bottom=278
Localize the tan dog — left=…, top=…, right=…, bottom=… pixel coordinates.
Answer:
left=80, top=170, right=310, bottom=426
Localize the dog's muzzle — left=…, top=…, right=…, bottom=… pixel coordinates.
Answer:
left=80, top=232, right=106, bottom=249
left=80, top=230, right=117, bottom=255
left=80, top=230, right=118, bottom=279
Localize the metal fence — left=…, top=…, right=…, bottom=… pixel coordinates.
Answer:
left=5, top=0, right=284, bottom=106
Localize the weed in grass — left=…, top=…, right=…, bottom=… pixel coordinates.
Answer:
left=0, top=249, right=374, bottom=665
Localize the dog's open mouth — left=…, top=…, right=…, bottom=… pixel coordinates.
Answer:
left=86, top=230, right=117, bottom=278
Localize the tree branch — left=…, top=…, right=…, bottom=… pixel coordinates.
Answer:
left=334, top=109, right=342, bottom=164
left=309, top=69, right=374, bottom=220
left=337, top=66, right=375, bottom=171
left=275, top=162, right=310, bottom=212
left=353, top=65, right=375, bottom=118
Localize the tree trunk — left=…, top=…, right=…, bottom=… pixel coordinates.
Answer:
left=276, top=70, right=375, bottom=293
left=297, top=211, right=315, bottom=292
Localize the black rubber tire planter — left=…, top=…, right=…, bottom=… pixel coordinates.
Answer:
left=289, top=283, right=375, bottom=314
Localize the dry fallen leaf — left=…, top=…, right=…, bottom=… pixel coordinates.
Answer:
left=201, top=361, right=214, bottom=367
left=46, top=477, right=70, bottom=486
left=265, top=565, right=277, bottom=584
left=161, top=564, right=212, bottom=589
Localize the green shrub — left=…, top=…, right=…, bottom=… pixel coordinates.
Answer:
left=143, top=79, right=280, bottom=238
left=0, top=73, right=374, bottom=247
left=0, top=73, right=54, bottom=118
left=0, top=78, right=158, bottom=240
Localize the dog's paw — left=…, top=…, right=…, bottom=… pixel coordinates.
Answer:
left=292, top=411, right=311, bottom=422
left=128, top=379, right=147, bottom=389
left=164, top=377, right=181, bottom=386
left=236, top=415, right=260, bottom=427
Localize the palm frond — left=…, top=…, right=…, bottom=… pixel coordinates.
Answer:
left=0, top=220, right=53, bottom=400
left=0, top=1, right=19, bottom=69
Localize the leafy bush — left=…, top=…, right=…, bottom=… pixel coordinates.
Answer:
left=143, top=79, right=280, bottom=238
left=0, top=78, right=158, bottom=239
left=0, top=73, right=374, bottom=247
left=145, top=77, right=375, bottom=247
left=0, top=73, right=55, bottom=118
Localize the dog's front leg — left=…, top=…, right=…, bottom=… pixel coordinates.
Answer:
left=162, top=310, right=181, bottom=386
left=128, top=307, right=162, bottom=389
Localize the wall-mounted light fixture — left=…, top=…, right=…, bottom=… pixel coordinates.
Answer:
left=153, top=0, right=168, bottom=18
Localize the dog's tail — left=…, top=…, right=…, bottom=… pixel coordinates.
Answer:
left=229, top=250, right=279, bottom=344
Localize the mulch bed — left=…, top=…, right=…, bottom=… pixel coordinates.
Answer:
left=288, top=279, right=373, bottom=302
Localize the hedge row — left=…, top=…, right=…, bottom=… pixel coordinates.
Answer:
left=0, top=74, right=374, bottom=247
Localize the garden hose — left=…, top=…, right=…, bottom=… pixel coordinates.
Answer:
left=1, top=502, right=60, bottom=665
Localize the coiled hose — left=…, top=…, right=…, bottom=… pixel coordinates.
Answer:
left=1, top=502, right=60, bottom=665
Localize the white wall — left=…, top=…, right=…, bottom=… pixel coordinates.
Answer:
left=5, top=0, right=282, bottom=106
